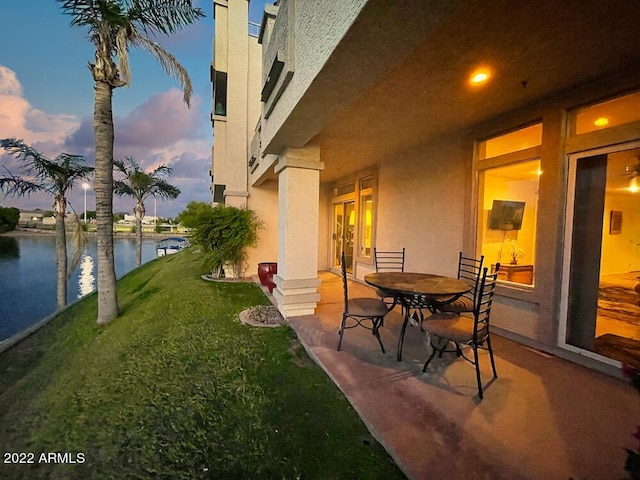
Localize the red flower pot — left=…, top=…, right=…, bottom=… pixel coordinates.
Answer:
left=258, top=262, right=277, bottom=293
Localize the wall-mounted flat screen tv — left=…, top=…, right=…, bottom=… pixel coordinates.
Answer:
left=489, top=200, right=525, bottom=230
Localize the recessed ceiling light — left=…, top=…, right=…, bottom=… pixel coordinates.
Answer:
left=594, top=117, right=609, bottom=127
left=470, top=69, right=491, bottom=84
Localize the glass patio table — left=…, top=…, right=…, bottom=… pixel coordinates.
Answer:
left=364, top=272, right=472, bottom=361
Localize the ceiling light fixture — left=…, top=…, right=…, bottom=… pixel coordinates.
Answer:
left=594, top=117, right=609, bottom=127
left=469, top=68, right=491, bottom=85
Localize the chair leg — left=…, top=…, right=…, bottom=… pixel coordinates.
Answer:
left=422, top=348, right=437, bottom=372
left=486, top=335, right=498, bottom=379
left=473, top=344, right=484, bottom=400
left=372, top=317, right=386, bottom=354
left=396, top=311, right=411, bottom=361
left=337, top=314, right=347, bottom=351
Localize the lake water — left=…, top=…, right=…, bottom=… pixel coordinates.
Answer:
left=0, top=235, right=158, bottom=342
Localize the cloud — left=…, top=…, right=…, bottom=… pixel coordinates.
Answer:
left=117, top=89, right=204, bottom=149
left=0, top=65, right=80, bottom=152
left=1, top=66, right=211, bottom=218
left=0, top=66, right=22, bottom=96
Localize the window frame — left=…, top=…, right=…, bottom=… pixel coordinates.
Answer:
left=475, top=124, right=543, bottom=289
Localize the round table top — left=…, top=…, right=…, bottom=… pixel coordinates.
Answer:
left=364, top=272, right=471, bottom=297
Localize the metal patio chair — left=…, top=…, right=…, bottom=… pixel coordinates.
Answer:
left=337, top=251, right=388, bottom=353
left=421, top=265, right=500, bottom=399
left=436, top=252, right=485, bottom=314
left=373, top=247, right=406, bottom=310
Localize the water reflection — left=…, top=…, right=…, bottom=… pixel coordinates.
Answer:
left=0, top=236, right=19, bottom=257
left=0, top=236, right=157, bottom=341
left=78, top=252, right=95, bottom=297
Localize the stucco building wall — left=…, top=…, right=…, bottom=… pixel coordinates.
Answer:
left=260, top=0, right=367, bottom=148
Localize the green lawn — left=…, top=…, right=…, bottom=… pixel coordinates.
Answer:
left=0, top=249, right=405, bottom=479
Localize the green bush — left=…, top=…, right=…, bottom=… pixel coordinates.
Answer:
left=0, top=206, right=19, bottom=233
left=179, top=202, right=263, bottom=278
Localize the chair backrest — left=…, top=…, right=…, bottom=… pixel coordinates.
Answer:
left=457, top=252, right=484, bottom=301
left=340, top=251, right=350, bottom=312
left=457, top=252, right=484, bottom=283
left=473, top=264, right=500, bottom=343
left=374, top=248, right=405, bottom=273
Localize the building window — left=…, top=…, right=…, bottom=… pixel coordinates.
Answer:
left=478, top=123, right=542, bottom=160
left=477, top=124, right=542, bottom=285
left=213, top=184, right=226, bottom=204
left=359, top=177, right=374, bottom=259
left=213, top=70, right=228, bottom=116
left=572, top=91, right=640, bottom=135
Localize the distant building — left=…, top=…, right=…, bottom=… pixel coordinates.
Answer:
left=123, top=214, right=158, bottom=225
left=18, top=210, right=44, bottom=224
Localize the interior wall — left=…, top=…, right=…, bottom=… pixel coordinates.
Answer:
left=481, top=178, right=539, bottom=267
left=601, top=191, right=640, bottom=275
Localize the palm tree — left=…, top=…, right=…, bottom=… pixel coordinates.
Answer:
left=113, top=157, right=180, bottom=267
left=58, top=0, right=204, bottom=324
left=0, top=138, right=93, bottom=310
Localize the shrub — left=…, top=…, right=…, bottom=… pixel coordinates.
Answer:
left=0, top=206, right=19, bottom=233
left=180, top=203, right=263, bottom=278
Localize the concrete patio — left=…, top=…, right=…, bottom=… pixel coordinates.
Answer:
left=282, top=272, right=640, bottom=479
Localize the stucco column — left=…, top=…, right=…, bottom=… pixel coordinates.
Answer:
left=273, top=147, right=324, bottom=317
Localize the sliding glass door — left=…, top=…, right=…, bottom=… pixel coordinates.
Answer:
left=562, top=144, right=640, bottom=364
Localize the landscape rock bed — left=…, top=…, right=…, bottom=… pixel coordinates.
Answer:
left=239, top=305, right=286, bottom=328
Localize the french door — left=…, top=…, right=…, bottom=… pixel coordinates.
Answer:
left=332, top=200, right=355, bottom=273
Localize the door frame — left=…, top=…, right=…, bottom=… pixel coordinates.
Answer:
left=558, top=139, right=640, bottom=365
left=331, top=193, right=357, bottom=274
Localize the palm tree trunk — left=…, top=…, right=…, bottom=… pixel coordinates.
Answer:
left=54, top=196, right=67, bottom=310
left=94, top=79, right=119, bottom=324
left=134, top=201, right=145, bottom=267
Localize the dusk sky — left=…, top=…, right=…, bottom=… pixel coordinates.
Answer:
left=0, top=0, right=269, bottom=218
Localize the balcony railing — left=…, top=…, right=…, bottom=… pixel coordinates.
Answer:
left=248, top=21, right=260, bottom=38
left=248, top=119, right=261, bottom=172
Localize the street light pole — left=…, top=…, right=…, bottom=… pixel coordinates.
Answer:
left=82, top=183, right=89, bottom=223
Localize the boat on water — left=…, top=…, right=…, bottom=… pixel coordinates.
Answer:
left=156, top=237, right=189, bottom=256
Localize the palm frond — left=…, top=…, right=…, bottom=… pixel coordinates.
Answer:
left=116, top=25, right=131, bottom=85
left=152, top=164, right=173, bottom=177
left=1, top=138, right=92, bottom=204
left=1, top=138, right=53, bottom=179
left=129, top=34, right=193, bottom=106
left=0, top=174, right=49, bottom=197
left=113, top=156, right=180, bottom=204
left=66, top=213, right=88, bottom=278
left=113, top=179, right=136, bottom=197
left=150, top=179, right=180, bottom=200
left=57, top=0, right=126, bottom=28
left=126, top=0, right=204, bottom=36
